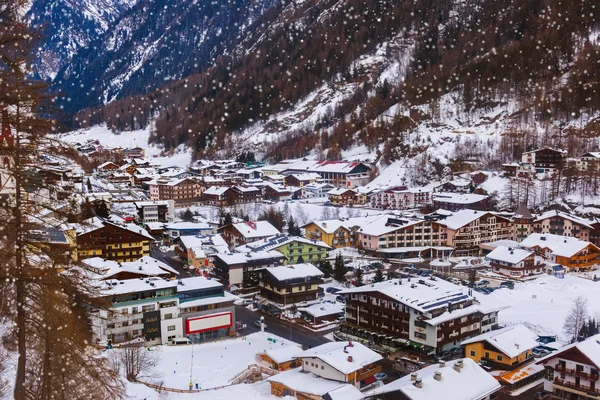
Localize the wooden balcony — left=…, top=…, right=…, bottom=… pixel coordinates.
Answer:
left=356, top=365, right=382, bottom=382
left=554, top=377, right=600, bottom=396
left=555, top=364, right=600, bottom=380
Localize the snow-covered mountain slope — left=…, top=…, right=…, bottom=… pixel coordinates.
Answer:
left=27, top=0, right=139, bottom=80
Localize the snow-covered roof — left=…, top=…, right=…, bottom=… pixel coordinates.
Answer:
left=179, top=292, right=237, bottom=308
left=231, top=221, right=281, bottom=239
left=266, top=368, right=363, bottom=397
left=235, top=235, right=331, bottom=253
left=259, top=344, right=303, bottom=364
left=433, top=192, right=489, bottom=205
left=265, top=263, right=324, bottom=281
left=440, top=209, right=499, bottom=230
left=461, top=325, right=539, bottom=358
left=233, top=185, right=260, bottom=193
left=520, top=233, right=597, bottom=258
left=176, top=276, right=222, bottom=292
left=328, top=188, right=356, bottom=196
left=580, top=152, right=600, bottom=159
left=125, top=223, right=155, bottom=241
left=289, top=172, right=321, bottom=181
left=537, top=333, right=600, bottom=369
left=298, top=302, right=344, bottom=318
left=339, top=278, right=506, bottom=320
left=304, top=215, right=383, bottom=234
left=99, top=277, right=178, bottom=296
left=97, top=161, right=118, bottom=169
left=215, top=250, right=285, bottom=265
left=365, top=358, right=501, bottom=400
left=134, top=200, right=171, bottom=207
left=486, top=246, right=533, bottom=265
left=496, top=362, right=545, bottom=385
left=294, top=341, right=382, bottom=374
left=83, top=256, right=178, bottom=279
left=534, top=209, right=595, bottom=229
left=165, top=222, right=212, bottom=231
left=358, top=215, right=422, bottom=236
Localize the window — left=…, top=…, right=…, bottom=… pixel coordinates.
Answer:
left=470, top=350, right=476, bottom=356
left=485, top=352, right=490, bottom=358
left=305, top=361, right=308, bottom=365
left=497, top=355, right=503, bottom=361
left=311, top=363, right=314, bottom=367
left=414, top=332, right=427, bottom=340
left=321, top=365, right=324, bottom=370
left=132, top=307, right=138, bottom=313
left=167, top=325, right=176, bottom=331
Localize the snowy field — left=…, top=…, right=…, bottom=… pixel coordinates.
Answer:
left=490, top=274, right=600, bottom=341
left=126, top=380, right=288, bottom=400
left=56, top=124, right=192, bottom=168
left=143, top=332, right=299, bottom=391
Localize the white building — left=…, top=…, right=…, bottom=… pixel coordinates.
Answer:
left=302, top=182, right=336, bottom=198
left=485, top=245, right=540, bottom=278
left=536, top=333, right=600, bottom=399
left=134, top=200, right=175, bottom=223
left=365, top=358, right=501, bottom=400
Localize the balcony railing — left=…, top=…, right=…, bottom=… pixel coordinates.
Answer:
left=554, top=377, right=600, bottom=396
left=555, top=364, right=600, bottom=380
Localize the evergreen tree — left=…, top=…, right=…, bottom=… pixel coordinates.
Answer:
left=373, top=267, right=385, bottom=283
left=297, top=255, right=305, bottom=264
left=354, top=268, right=364, bottom=287
left=287, top=216, right=302, bottom=236
left=333, top=254, right=348, bottom=282
left=318, top=260, right=333, bottom=278
left=258, top=206, right=285, bottom=232
left=86, top=178, right=92, bottom=192
left=94, top=200, right=111, bottom=219
left=181, top=208, right=194, bottom=222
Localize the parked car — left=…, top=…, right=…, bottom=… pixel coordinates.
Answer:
left=533, top=392, right=552, bottom=400
left=317, top=292, right=325, bottom=298
left=474, top=280, right=489, bottom=289
left=440, top=351, right=452, bottom=359
left=335, top=295, right=346, bottom=303
left=374, top=372, right=388, bottom=381
left=420, top=269, right=433, bottom=277
left=326, top=287, right=342, bottom=294
left=450, top=347, right=463, bottom=355
left=500, top=281, right=515, bottom=289
left=254, top=320, right=267, bottom=329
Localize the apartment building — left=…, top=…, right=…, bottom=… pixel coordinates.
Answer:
left=236, top=235, right=331, bottom=265
left=521, top=147, right=566, bottom=171
left=92, top=276, right=236, bottom=345
left=257, top=263, right=324, bottom=305
left=212, top=250, right=285, bottom=288
left=328, top=188, right=359, bottom=206
left=148, top=177, right=204, bottom=205
left=442, top=209, right=513, bottom=255
left=303, top=216, right=381, bottom=249
left=134, top=200, right=175, bottom=223
left=218, top=221, right=281, bottom=248
left=520, top=233, right=600, bottom=271
left=358, top=216, right=447, bottom=256
left=536, top=333, right=600, bottom=399
left=339, top=278, right=506, bottom=355
left=74, top=217, right=154, bottom=262
left=432, top=193, right=490, bottom=211
left=369, top=186, right=432, bottom=210
left=485, top=245, right=539, bottom=278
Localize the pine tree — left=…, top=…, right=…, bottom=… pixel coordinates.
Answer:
left=373, top=267, right=385, bottom=283
left=318, top=260, right=333, bottom=278
left=354, top=268, right=364, bottom=287
left=181, top=208, right=194, bottom=222
left=287, top=216, right=302, bottom=236
left=333, top=254, right=348, bottom=282
left=94, top=200, right=111, bottom=219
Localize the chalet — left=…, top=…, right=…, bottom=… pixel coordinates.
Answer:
left=432, top=192, right=490, bottom=211
left=123, top=147, right=145, bottom=159
left=522, top=147, right=566, bottom=171
left=576, top=152, right=600, bottom=171
left=267, top=368, right=364, bottom=399
left=73, top=217, right=154, bottom=262
left=212, top=250, right=284, bottom=288
left=461, top=324, right=539, bottom=370
left=263, top=182, right=294, bottom=202
left=96, top=161, right=120, bottom=173
left=532, top=210, right=595, bottom=242
left=485, top=245, right=539, bottom=278
left=536, top=333, right=600, bottom=399
left=470, top=171, right=490, bottom=185
left=258, top=345, right=303, bottom=371
left=268, top=341, right=382, bottom=394
left=82, top=256, right=178, bottom=280
left=365, top=358, right=501, bottom=400
left=231, top=185, right=262, bottom=204
left=442, top=210, right=513, bottom=255
left=202, top=186, right=236, bottom=206
left=302, top=182, right=336, bottom=199
left=218, top=221, right=281, bottom=248
left=258, top=263, right=324, bottom=305
left=148, top=177, right=203, bottom=205
left=236, top=235, right=331, bottom=265
left=339, top=279, right=506, bottom=355
left=439, top=178, right=472, bottom=193
left=328, top=188, right=358, bottom=206
left=520, top=233, right=600, bottom=271
left=269, top=159, right=373, bottom=188
left=283, top=173, right=321, bottom=187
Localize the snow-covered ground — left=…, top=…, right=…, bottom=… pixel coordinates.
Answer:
left=56, top=124, right=192, bottom=168
left=126, top=380, right=288, bottom=400
left=490, top=274, right=600, bottom=341
left=140, top=332, right=299, bottom=391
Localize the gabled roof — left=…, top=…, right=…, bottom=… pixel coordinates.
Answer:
left=520, top=233, right=598, bottom=258
left=264, top=263, right=324, bottom=281
left=235, top=235, right=331, bottom=252
left=83, top=256, right=178, bottom=279
left=534, top=209, right=595, bottom=229
left=365, top=358, right=501, bottom=400
left=294, top=341, right=382, bottom=374
left=486, top=246, right=533, bottom=265
left=514, top=203, right=533, bottom=219
left=461, top=324, right=539, bottom=358
left=204, top=186, right=232, bottom=196
left=441, top=209, right=501, bottom=230
left=536, top=333, right=600, bottom=369
left=230, top=221, right=281, bottom=239
left=433, top=192, right=489, bottom=205
left=259, top=344, right=303, bottom=364
left=266, top=368, right=363, bottom=397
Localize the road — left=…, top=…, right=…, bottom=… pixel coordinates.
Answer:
left=150, top=245, right=193, bottom=277
left=235, top=305, right=333, bottom=349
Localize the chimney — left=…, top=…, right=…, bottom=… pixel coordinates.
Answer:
left=410, top=373, right=418, bottom=381
left=348, top=341, right=353, bottom=347
left=347, top=355, right=353, bottom=362
left=439, top=361, right=446, bottom=368
left=453, top=360, right=464, bottom=372
left=434, top=371, right=442, bottom=381
left=414, top=378, right=423, bottom=388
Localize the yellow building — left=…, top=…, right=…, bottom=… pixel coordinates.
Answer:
left=461, top=324, right=539, bottom=370
left=258, top=345, right=303, bottom=371
left=303, top=220, right=357, bottom=249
